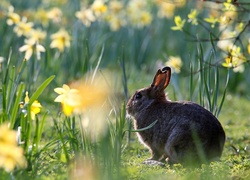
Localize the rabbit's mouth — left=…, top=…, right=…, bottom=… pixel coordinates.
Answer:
left=126, top=103, right=133, bottom=116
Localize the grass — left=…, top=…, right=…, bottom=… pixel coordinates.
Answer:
left=0, top=0, right=250, bottom=179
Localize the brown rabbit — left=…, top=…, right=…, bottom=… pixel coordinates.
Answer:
left=126, top=66, right=225, bottom=166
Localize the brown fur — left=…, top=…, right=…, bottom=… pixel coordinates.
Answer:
left=126, top=67, right=225, bottom=166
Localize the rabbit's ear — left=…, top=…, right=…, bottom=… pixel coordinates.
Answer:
left=151, top=67, right=171, bottom=92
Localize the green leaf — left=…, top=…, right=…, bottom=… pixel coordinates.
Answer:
left=9, top=82, right=25, bottom=129
left=124, top=120, right=158, bottom=133
left=29, top=75, right=55, bottom=105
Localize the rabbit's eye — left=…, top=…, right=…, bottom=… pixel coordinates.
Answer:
left=135, top=92, right=142, bottom=99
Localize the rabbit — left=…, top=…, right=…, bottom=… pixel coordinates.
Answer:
left=126, top=66, right=226, bottom=166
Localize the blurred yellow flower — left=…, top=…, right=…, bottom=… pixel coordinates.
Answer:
left=109, top=0, right=124, bottom=14
left=165, top=56, right=183, bottom=73
left=75, top=8, right=96, bottom=27
left=155, top=1, right=175, bottom=19
left=34, top=8, right=50, bottom=26
left=204, top=15, right=218, bottom=28
left=54, top=84, right=80, bottom=116
left=188, top=9, right=198, bottom=25
left=91, top=0, right=107, bottom=17
left=27, top=28, right=47, bottom=43
left=105, top=1, right=126, bottom=31
left=50, top=29, right=71, bottom=52
left=171, top=16, right=186, bottom=31
left=0, top=123, right=26, bottom=172
left=139, top=11, right=152, bottom=27
left=47, top=7, right=62, bottom=23
left=69, top=158, right=99, bottom=180
left=6, top=6, right=20, bottom=26
left=19, top=39, right=46, bottom=60
left=223, top=0, right=236, bottom=11
left=106, top=15, right=126, bottom=31
left=13, top=17, right=33, bottom=37
left=54, top=72, right=111, bottom=116
left=219, top=15, right=232, bottom=27
left=127, top=0, right=152, bottom=28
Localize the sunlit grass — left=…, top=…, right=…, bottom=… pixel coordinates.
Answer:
left=0, top=0, right=250, bottom=179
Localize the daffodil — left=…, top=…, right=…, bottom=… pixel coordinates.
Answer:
left=54, top=84, right=80, bottom=116
left=155, top=1, right=175, bottom=19
left=91, top=0, right=108, bottom=17
left=50, top=29, right=71, bottom=52
left=165, top=56, right=183, bottom=73
left=171, top=16, right=186, bottom=31
left=105, top=1, right=126, bottom=31
left=27, top=28, right=47, bottom=43
left=223, top=0, right=236, bottom=11
left=34, top=8, right=50, bottom=27
left=127, top=0, right=152, bottom=28
left=75, top=8, right=96, bottom=27
left=21, top=91, right=42, bottom=120
left=47, top=7, right=62, bottom=23
left=19, top=39, right=46, bottom=60
left=188, top=9, right=198, bottom=25
left=6, top=6, right=20, bottom=26
left=204, top=16, right=218, bottom=28
left=222, top=46, right=246, bottom=73
left=109, top=1, right=124, bottom=14
left=0, top=123, right=26, bottom=172
left=13, top=17, right=33, bottom=37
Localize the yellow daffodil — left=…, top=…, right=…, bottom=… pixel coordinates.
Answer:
left=235, top=22, right=244, bottom=33
left=13, top=17, right=33, bottom=37
left=222, top=46, right=246, bottom=73
left=223, top=0, right=236, bottom=11
left=19, top=39, right=46, bottom=60
left=155, top=1, right=175, bottom=19
left=50, top=29, right=71, bottom=52
left=21, top=91, right=42, bottom=120
left=0, top=123, right=26, bottom=172
left=188, top=9, right=198, bottom=25
left=109, top=1, right=124, bottom=14
left=204, top=16, right=218, bottom=28
left=127, top=0, right=152, bottom=28
left=47, top=7, right=62, bottom=23
left=27, top=28, right=47, bottom=43
left=104, top=1, right=126, bottom=31
left=54, top=84, right=80, bottom=116
left=165, top=56, right=183, bottom=73
left=6, top=6, right=20, bottom=26
left=34, top=8, right=50, bottom=27
left=75, top=8, right=96, bottom=27
left=171, top=16, right=186, bottom=31
left=91, top=0, right=107, bottom=17
left=106, top=15, right=126, bottom=31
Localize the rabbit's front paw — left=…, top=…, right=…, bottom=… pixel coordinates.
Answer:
left=142, top=160, right=165, bottom=167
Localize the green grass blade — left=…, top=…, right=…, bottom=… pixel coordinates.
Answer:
left=124, top=120, right=158, bottom=133
left=9, top=82, right=25, bottom=129
left=6, top=66, right=15, bottom=113
left=29, top=75, right=55, bottom=105
left=216, top=69, right=230, bottom=117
